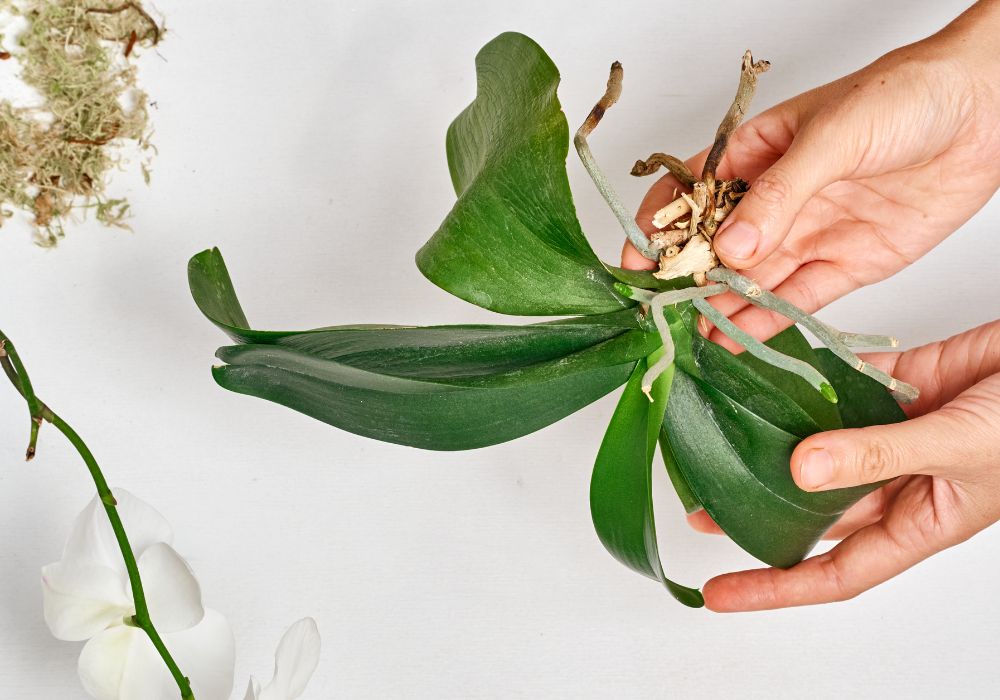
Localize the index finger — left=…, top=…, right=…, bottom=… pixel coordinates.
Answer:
left=702, top=501, right=948, bottom=612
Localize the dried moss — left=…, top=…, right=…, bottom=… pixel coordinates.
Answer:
left=0, top=1, right=162, bottom=245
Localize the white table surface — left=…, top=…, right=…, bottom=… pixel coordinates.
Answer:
left=2, top=1, right=998, bottom=697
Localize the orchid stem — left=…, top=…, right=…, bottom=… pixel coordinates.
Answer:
left=0, top=335, right=42, bottom=459
left=574, top=62, right=661, bottom=260
left=0, top=330, right=195, bottom=700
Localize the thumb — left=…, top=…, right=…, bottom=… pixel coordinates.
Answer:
left=790, top=407, right=987, bottom=491
left=713, top=125, right=849, bottom=269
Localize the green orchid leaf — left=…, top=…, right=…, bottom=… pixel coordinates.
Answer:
left=214, top=333, right=646, bottom=450
left=692, top=331, right=823, bottom=439
left=658, top=428, right=701, bottom=514
left=188, top=248, right=398, bottom=344
left=192, top=248, right=657, bottom=450
left=737, top=326, right=842, bottom=432
left=814, top=348, right=906, bottom=429
left=591, top=353, right=703, bottom=607
left=662, top=317, right=906, bottom=568
left=415, top=32, right=626, bottom=316
left=602, top=264, right=695, bottom=292
left=188, top=247, right=258, bottom=343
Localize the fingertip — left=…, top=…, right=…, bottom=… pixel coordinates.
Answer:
left=790, top=443, right=837, bottom=492
left=620, top=240, right=658, bottom=271
left=713, top=220, right=762, bottom=269
left=686, top=510, right=723, bottom=535
left=701, top=574, right=749, bottom=613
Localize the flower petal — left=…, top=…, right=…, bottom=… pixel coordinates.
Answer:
left=244, top=677, right=262, bottom=700
left=77, top=624, right=137, bottom=700
left=138, top=543, right=204, bottom=634
left=260, top=618, right=321, bottom=700
left=78, top=609, right=235, bottom=700
left=63, top=490, right=173, bottom=572
left=41, top=561, right=131, bottom=641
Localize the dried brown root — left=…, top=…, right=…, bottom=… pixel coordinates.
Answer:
left=631, top=153, right=697, bottom=187
left=85, top=2, right=161, bottom=45
left=574, top=62, right=662, bottom=259
left=635, top=51, right=766, bottom=280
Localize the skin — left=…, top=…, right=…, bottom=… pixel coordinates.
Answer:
left=623, top=0, right=1000, bottom=611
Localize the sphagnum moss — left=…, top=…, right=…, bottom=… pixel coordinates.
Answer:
left=0, top=1, right=162, bottom=245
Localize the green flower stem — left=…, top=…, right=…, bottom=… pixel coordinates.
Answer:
left=691, top=298, right=838, bottom=403
left=574, top=62, right=661, bottom=260
left=0, top=333, right=43, bottom=459
left=706, top=268, right=919, bottom=403
left=0, top=331, right=195, bottom=700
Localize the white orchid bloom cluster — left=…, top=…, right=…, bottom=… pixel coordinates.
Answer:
left=42, top=490, right=235, bottom=699
left=42, top=490, right=323, bottom=700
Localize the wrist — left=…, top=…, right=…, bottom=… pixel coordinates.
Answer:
left=929, top=0, right=1000, bottom=94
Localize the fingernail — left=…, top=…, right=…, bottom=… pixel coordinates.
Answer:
left=715, top=221, right=760, bottom=261
left=799, top=448, right=835, bottom=490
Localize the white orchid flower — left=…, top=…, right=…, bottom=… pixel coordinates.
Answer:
left=42, top=489, right=235, bottom=700
left=245, top=618, right=321, bottom=700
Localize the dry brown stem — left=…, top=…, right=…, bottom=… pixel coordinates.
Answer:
left=631, top=153, right=697, bottom=187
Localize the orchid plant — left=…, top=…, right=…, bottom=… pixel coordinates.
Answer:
left=190, top=32, right=913, bottom=607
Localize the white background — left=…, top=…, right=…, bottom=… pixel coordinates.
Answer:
left=2, top=1, right=999, bottom=697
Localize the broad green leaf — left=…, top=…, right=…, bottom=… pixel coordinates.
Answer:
left=214, top=332, right=647, bottom=450
left=188, top=247, right=257, bottom=343
left=602, top=265, right=695, bottom=292
left=658, top=428, right=701, bottom=514
left=738, top=326, right=842, bottom=432
left=416, top=32, right=625, bottom=316
left=188, top=248, right=400, bottom=345
left=692, top=333, right=823, bottom=439
left=662, top=319, right=906, bottom=568
left=814, top=348, right=906, bottom=429
left=190, top=248, right=644, bottom=348
left=192, top=248, right=658, bottom=450
left=591, top=354, right=703, bottom=606
left=664, top=371, right=835, bottom=568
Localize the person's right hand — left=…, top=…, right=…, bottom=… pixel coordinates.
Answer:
left=623, top=0, right=1000, bottom=348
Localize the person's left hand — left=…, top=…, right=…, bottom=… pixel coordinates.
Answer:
left=681, top=319, right=1000, bottom=611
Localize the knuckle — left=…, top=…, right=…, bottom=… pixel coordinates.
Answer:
left=817, top=553, right=858, bottom=602
left=857, top=438, right=898, bottom=484
left=748, top=168, right=795, bottom=210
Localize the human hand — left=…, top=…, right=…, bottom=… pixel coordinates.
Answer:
left=684, top=320, right=1000, bottom=611
left=624, top=0, right=1000, bottom=347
